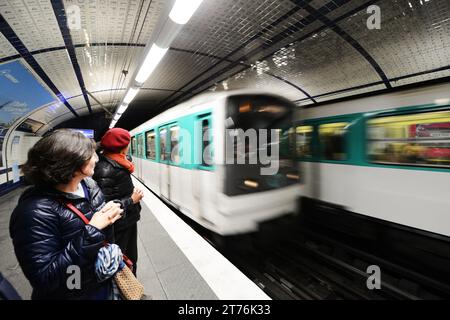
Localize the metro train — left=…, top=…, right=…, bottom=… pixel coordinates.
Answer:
left=296, top=82, right=450, bottom=238
left=130, top=91, right=300, bottom=235
left=129, top=82, right=450, bottom=241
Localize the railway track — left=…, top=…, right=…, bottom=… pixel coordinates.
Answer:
left=221, top=224, right=450, bottom=300
left=148, top=187, right=449, bottom=300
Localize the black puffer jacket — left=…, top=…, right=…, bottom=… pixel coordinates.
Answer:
left=9, top=178, right=113, bottom=300
left=93, top=154, right=141, bottom=232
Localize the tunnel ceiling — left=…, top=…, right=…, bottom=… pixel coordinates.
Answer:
left=1, top=0, right=449, bottom=134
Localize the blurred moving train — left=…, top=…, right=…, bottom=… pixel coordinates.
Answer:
left=296, top=82, right=450, bottom=238
left=130, top=91, right=300, bottom=235
left=130, top=82, right=450, bottom=242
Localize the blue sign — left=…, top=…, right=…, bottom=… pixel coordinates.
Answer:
left=71, top=128, right=94, bottom=139
left=0, top=60, right=55, bottom=125
left=0, top=60, right=56, bottom=166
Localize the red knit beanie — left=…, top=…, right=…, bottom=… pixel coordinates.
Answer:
left=101, top=128, right=131, bottom=152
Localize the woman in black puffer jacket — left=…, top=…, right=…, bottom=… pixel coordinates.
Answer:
left=93, top=128, right=143, bottom=275
left=9, top=129, right=123, bottom=300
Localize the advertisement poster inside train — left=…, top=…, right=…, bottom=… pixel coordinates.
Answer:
left=0, top=60, right=55, bottom=167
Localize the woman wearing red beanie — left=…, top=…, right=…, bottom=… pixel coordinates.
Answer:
left=93, top=128, right=144, bottom=275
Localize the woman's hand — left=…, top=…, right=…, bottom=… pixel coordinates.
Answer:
left=88, top=201, right=123, bottom=230
left=131, top=187, right=144, bottom=204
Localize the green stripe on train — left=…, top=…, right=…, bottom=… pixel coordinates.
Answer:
left=131, top=109, right=214, bottom=171
left=296, top=102, right=450, bottom=173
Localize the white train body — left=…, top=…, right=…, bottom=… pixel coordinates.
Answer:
left=297, top=82, right=450, bottom=237
left=130, top=90, right=300, bottom=235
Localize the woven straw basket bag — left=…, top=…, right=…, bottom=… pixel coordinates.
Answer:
left=114, top=265, right=144, bottom=300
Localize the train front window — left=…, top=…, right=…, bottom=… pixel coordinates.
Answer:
left=367, top=110, right=450, bottom=167
left=226, top=96, right=294, bottom=161
left=224, top=95, right=298, bottom=196
left=319, top=122, right=348, bottom=161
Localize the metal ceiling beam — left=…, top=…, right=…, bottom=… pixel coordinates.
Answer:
left=51, top=0, right=92, bottom=114
left=0, top=40, right=317, bottom=105
left=301, top=75, right=450, bottom=109
left=293, top=0, right=391, bottom=89
left=0, top=44, right=223, bottom=65
left=86, top=91, right=113, bottom=117
left=0, top=14, right=79, bottom=117
left=292, top=65, right=450, bottom=105
left=66, top=87, right=185, bottom=100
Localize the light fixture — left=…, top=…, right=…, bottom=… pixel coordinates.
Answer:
left=135, top=43, right=169, bottom=84
left=113, top=114, right=120, bottom=121
left=123, top=87, right=139, bottom=104
left=117, top=104, right=127, bottom=114
left=169, top=0, right=204, bottom=25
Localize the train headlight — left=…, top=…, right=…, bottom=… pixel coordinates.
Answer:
left=286, top=173, right=299, bottom=180
left=244, top=180, right=259, bottom=188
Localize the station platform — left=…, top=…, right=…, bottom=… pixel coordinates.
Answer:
left=0, top=179, right=270, bottom=300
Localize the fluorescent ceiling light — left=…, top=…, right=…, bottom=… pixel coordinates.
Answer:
left=169, top=0, right=204, bottom=25
left=135, top=43, right=168, bottom=83
left=117, top=105, right=127, bottom=114
left=123, top=87, right=139, bottom=104
left=113, top=114, right=120, bottom=121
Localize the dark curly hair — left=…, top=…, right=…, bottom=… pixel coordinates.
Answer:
left=22, top=129, right=96, bottom=186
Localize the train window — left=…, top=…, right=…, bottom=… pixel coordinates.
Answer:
left=319, top=122, right=348, bottom=161
left=131, top=136, right=137, bottom=156
left=137, top=134, right=144, bottom=158
left=170, top=126, right=180, bottom=164
left=367, top=110, right=450, bottom=167
left=296, top=125, right=313, bottom=158
left=201, top=119, right=212, bottom=166
left=146, top=130, right=156, bottom=160
left=159, top=128, right=168, bottom=161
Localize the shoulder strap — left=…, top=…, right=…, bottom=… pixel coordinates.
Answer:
left=65, top=202, right=90, bottom=225
left=64, top=201, right=134, bottom=269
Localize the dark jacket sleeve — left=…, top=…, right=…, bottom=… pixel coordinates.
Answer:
left=93, top=163, right=133, bottom=210
left=10, top=201, right=105, bottom=294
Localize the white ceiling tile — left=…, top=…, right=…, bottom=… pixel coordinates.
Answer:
left=33, top=50, right=82, bottom=99
left=0, top=0, right=65, bottom=51
left=338, top=0, right=450, bottom=80
left=0, top=32, right=18, bottom=59
left=75, top=45, right=143, bottom=104
left=65, top=0, right=164, bottom=46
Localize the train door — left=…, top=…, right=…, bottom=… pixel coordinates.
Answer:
left=130, top=135, right=138, bottom=178
left=158, top=126, right=170, bottom=200
left=192, top=114, right=213, bottom=217
left=168, top=124, right=182, bottom=204
left=136, top=133, right=145, bottom=181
